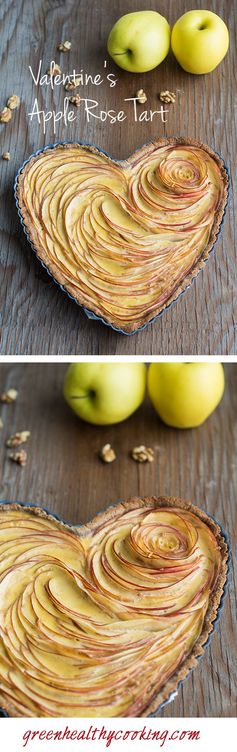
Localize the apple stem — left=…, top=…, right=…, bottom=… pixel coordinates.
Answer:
left=112, top=52, right=130, bottom=57
left=70, top=393, right=93, bottom=400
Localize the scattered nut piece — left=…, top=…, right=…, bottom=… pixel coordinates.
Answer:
left=0, top=388, right=18, bottom=403
left=131, top=445, right=154, bottom=463
left=64, top=76, right=81, bottom=91
left=2, top=151, right=10, bottom=161
left=6, top=430, right=30, bottom=448
left=0, top=418, right=3, bottom=430
left=136, top=88, right=147, bottom=104
left=69, top=94, right=81, bottom=107
left=159, top=90, right=176, bottom=104
left=7, top=94, right=20, bottom=110
left=100, top=443, right=116, bottom=463
left=58, top=40, right=71, bottom=52
left=0, top=107, right=12, bottom=123
left=48, top=63, right=62, bottom=76
left=9, top=450, right=27, bottom=467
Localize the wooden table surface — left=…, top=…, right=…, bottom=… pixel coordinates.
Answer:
left=0, top=361, right=236, bottom=717
left=1, top=0, right=236, bottom=355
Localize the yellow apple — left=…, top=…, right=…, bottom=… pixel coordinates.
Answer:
left=63, top=362, right=146, bottom=425
left=148, top=363, right=225, bottom=428
left=107, top=11, right=170, bottom=73
left=171, top=10, right=229, bottom=74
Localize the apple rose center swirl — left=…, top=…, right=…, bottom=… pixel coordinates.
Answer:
left=0, top=506, right=223, bottom=717
left=157, top=152, right=208, bottom=196
left=18, top=143, right=226, bottom=330
left=130, top=515, right=198, bottom=561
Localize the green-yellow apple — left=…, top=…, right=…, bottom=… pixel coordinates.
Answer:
left=107, top=11, right=170, bottom=73
left=171, top=10, right=229, bottom=74
left=63, top=362, right=146, bottom=425
left=147, top=363, right=225, bottom=428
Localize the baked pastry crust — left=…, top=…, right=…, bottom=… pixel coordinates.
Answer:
left=0, top=497, right=228, bottom=718
left=15, top=138, right=229, bottom=333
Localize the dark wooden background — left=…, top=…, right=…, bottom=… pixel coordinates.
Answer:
left=0, top=361, right=236, bottom=717
left=0, top=0, right=236, bottom=355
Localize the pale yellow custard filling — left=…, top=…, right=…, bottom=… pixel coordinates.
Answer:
left=18, top=142, right=226, bottom=330
left=0, top=504, right=223, bottom=717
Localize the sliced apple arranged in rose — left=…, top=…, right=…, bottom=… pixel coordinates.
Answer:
left=15, top=139, right=228, bottom=333
left=0, top=497, right=228, bottom=717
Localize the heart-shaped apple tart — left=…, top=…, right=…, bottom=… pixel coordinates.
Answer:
left=0, top=497, right=228, bottom=717
left=15, top=139, right=228, bottom=333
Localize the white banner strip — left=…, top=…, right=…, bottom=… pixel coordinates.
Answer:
left=0, top=718, right=236, bottom=752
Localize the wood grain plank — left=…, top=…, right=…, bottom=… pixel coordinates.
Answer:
left=0, top=0, right=236, bottom=355
left=0, top=361, right=236, bottom=716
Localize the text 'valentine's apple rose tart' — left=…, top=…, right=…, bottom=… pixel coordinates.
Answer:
left=16, top=138, right=228, bottom=332
left=0, top=497, right=228, bottom=717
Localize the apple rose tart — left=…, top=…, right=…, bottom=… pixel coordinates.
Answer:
left=0, top=497, right=228, bottom=717
left=15, top=139, right=228, bottom=332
